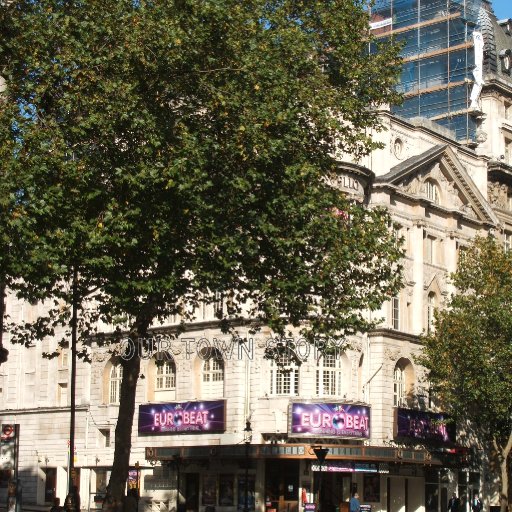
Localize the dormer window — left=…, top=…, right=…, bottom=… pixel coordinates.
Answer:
left=425, top=179, right=440, bottom=204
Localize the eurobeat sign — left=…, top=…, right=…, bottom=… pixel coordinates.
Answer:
left=138, top=400, right=226, bottom=435
left=289, top=402, right=371, bottom=439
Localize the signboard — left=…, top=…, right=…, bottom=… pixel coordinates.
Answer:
left=395, top=408, right=455, bottom=444
left=0, top=425, right=17, bottom=471
left=311, top=462, right=380, bottom=473
left=304, top=504, right=316, bottom=512
left=138, top=400, right=226, bottom=434
left=289, top=403, right=370, bottom=439
left=1, top=425, right=16, bottom=442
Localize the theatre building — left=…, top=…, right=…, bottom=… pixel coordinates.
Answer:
left=1, top=0, right=511, bottom=512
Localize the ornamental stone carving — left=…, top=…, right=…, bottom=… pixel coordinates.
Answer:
left=402, top=176, right=421, bottom=196
left=384, top=347, right=401, bottom=361
left=488, top=181, right=508, bottom=209
left=92, top=351, right=109, bottom=363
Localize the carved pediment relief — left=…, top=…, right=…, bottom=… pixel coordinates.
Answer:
left=400, top=162, right=478, bottom=219
left=383, top=145, right=499, bottom=226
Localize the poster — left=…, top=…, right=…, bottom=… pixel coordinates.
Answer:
left=363, top=474, right=380, bottom=502
left=237, top=475, right=255, bottom=511
left=139, top=401, right=226, bottom=435
left=219, top=474, right=234, bottom=506
left=289, top=403, right=370, bottom=439
left=202, top=474, right=217, bottom=506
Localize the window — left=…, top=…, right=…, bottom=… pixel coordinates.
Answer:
left=213, top=291, right=223, bottom=318
left=424, top=234, right=436, bottom=264
left=99, top=429, right=110, bottom=448
left=203, top=358, right=224, bottom=382
left=60, top=350, right=69, bottom=368
left=270, top=351, right=299, bottom=396
left=393, top=359, right=414, bottom=407
left=391, top=296, right=400, bottom=330
left=24, top=371, right=35, bottom=407
left=58, top=383, right=68, bottom=407
left=506, top=101, right=512, bottom=121
left=505, top=233, right=512, bottom=253
left=427, top=292, right=437, bottom=333
left=393, top=366, right=405, bottom=407
left=505, top=138, right=512, bottom=166
left=109, top=363, right=123, bottom=404
left=156, top=360, right=176, bottom=391
left=201, top=349, right=224, bottom=398
left=425, top=179, right=440, bottom=203
left=316, top=354, right=342, bottom=396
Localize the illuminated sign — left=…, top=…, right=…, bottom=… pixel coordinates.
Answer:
left=395, top=408, right=455, bottom=444
left=289, top=403, right=370, bottom=439
left=138, top=401, right=226, bottom=435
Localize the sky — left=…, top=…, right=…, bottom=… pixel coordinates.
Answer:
left=492, top=0, right=510, bottom=20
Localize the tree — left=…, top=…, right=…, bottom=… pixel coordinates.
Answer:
left=0, top=0, right=403, bottom=508
left=417, top=236, right=512, bottom=512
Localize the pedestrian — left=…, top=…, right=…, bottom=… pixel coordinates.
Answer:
left=50, top=497, right=64, bottom=512
left=124, top=489, right=138, bottom=512
left=349, top=492, right=361, bottom=512
left=471, top=492, right=482, bottom=512
left=448, top=493, right=460, bottom=512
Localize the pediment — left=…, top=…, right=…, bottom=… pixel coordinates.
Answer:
left=376, top=145, right=499, bottom=225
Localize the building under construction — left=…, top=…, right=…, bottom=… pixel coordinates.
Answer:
left=371, top=0, right=511, bottom=144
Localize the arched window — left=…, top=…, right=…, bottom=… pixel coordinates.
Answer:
left=393, top=366, right=405, bottom=407
left=425, top=179, right=439, bottom=203
left=201, top=348, right=224, bottom=399
left=393, top=358, right=414, bottom=407
left=109, top=363, right=123, bottom=404
left=270, top=351, right=299, bottom=396
left=427, top=292, right=437, bottom=333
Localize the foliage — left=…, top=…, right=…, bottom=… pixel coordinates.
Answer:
left=0, top=0, right=403, bottom=506
left=418, top=236, right=512, bottom=437
left=417, top=235, right=512, bottom=509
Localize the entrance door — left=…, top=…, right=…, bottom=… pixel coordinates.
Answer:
left=317, top=473, right=351, bottom=512
left=185, top=474, right=199, bottom=512
left=265, top=460, right=300, bottom=512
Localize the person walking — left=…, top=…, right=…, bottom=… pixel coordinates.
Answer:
left=448, top=493, right=460, bottom=512
left=471, top=492, right=482, bottom=512
left=349, top=493, right=361, bottom=512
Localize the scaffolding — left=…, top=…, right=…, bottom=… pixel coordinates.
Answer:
left=370, top=0, right=484, bottom=143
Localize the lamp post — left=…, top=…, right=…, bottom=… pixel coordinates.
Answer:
left=243, top=420, right=253, bottom=512
left=173, top=455, right=182, bottom=512
left=65, top=269, right=78, bottom=512
left=135, top=462, right=140, bottom=511
left=312, top=447, right=329, bottom=512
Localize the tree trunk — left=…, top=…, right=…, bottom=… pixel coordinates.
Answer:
left=499, top=454, right=508, bottom=512
left=103, top=313, right=152, bottom=512
left=104, top=352, right=140, bottom=511
left=495, top=431, right=512, bottom=512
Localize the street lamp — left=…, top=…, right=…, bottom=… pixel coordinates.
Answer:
left=243, top=420, right=253, bottom=512
left=312, top=447, right=329, bottom=512
left=65, top=269, right=78, bottom=512
left=172, top=455, right=183, bottom=512
left=135, top=462, right=140, bottom=511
